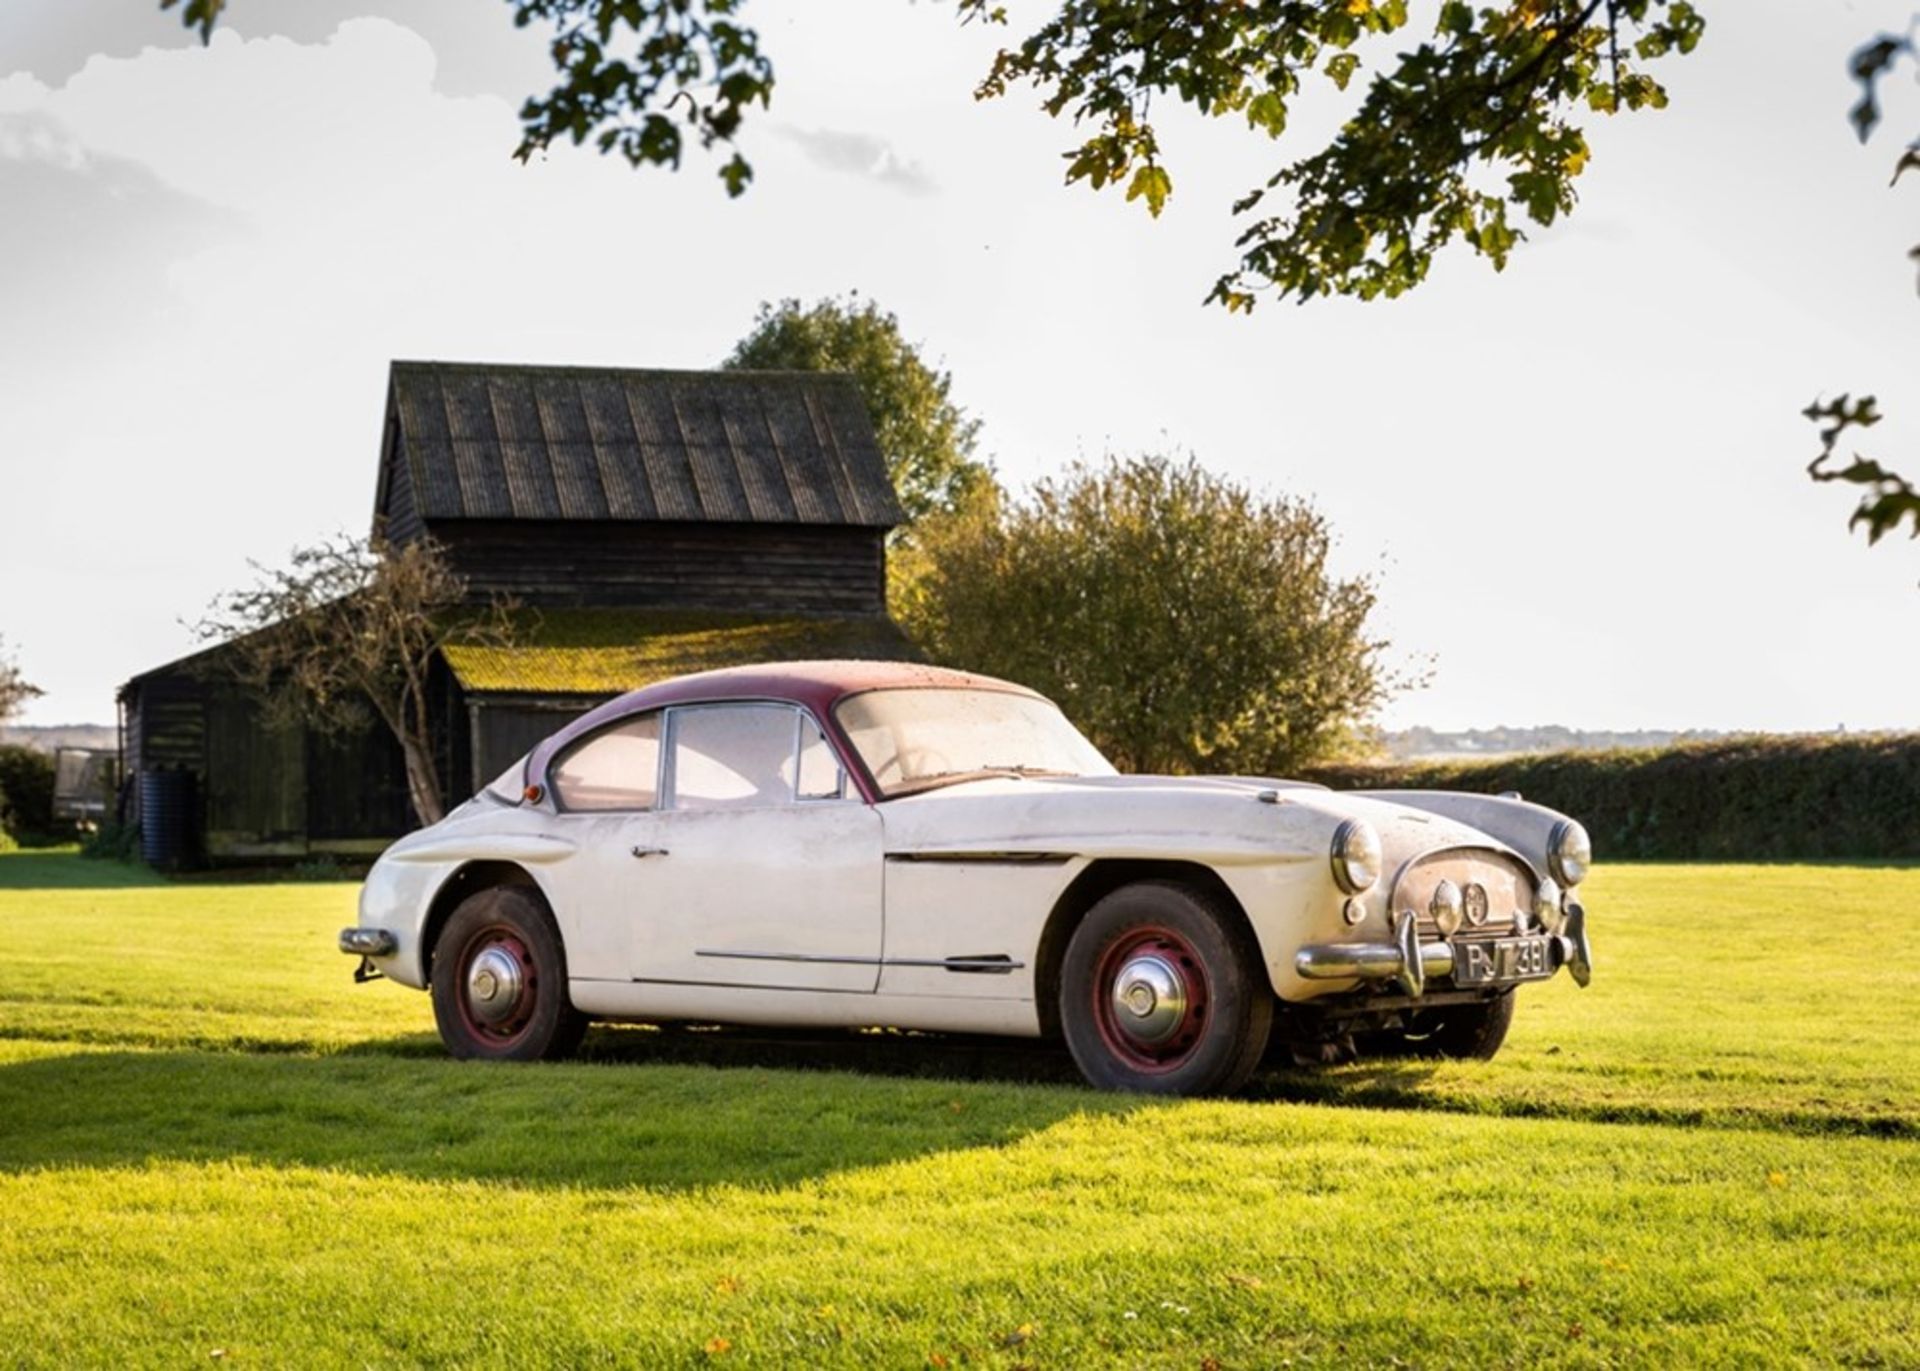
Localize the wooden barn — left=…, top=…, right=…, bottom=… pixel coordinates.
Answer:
left=119, top=360, right=913, bottom=863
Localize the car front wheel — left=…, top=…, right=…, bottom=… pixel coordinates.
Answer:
left=1390, top=991, right=1515, bottom=1061
left=1059, top=880, right=1273, bottom=1096
left=431, top=886, right=588, bottom=1062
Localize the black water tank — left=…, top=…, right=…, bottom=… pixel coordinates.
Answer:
left=139, top=769, right=198, bottom=870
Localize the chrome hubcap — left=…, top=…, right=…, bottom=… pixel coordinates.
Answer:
left=465, top=944, right=526, bottom=1026
left=1108, top=953, right=1186, bottom=1046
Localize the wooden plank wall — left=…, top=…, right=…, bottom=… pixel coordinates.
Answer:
left=127, top=670, right=416, bottom=859
left=306, top=722, right=412, bottom=841
left=376, top=415, right=427, bottom=547
left=471, top=699, right=594, bottom=792
left=204, top=694, right=306, bottom=852
left=128, top=683, right=207, bottom=776
left=431, top=521, right=886, bottom=614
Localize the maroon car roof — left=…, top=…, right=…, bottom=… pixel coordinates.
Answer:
left=524, top=659, right=1044, bottom=793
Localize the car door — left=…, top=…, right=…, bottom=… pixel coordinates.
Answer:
left=538, top=708, right=669, bottom=982
left=629, top=702, right=884, bottom=993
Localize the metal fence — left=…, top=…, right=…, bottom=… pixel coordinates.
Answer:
left=52, top=747, right=117, bottom=822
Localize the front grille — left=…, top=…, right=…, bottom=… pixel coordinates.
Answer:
left=1392, top=847, right=1536, bottom=939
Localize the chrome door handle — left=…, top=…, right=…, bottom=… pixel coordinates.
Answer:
left=630, top=845, right=669, bottom=859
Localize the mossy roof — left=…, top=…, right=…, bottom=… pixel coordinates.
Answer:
left=440, top=609, right=921, bottom=696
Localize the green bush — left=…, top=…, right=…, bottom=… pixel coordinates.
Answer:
left=1304, top=734, right=1920, bottom=862
left=0, top=745, right=59, bottom=843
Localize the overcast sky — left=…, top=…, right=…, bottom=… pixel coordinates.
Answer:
left=1, top=0, right=1915, bottom=733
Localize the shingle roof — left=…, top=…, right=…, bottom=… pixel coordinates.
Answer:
left=380, top=361, right=904, bottom=529
left=440, top=608, right=921, bottom=696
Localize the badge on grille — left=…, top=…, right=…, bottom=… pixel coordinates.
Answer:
left=1463, top=882, right=1490, bottom=926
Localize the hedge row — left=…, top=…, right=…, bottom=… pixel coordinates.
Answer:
left=1303, top=734, right=1920, bottom=862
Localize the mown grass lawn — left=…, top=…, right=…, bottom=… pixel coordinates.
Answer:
left=1, top=852, right=1915, bottom=1367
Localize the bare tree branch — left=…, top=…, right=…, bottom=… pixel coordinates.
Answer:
left=191, top=535, right=518, bottom=825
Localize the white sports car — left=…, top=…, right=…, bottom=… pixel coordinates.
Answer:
left=343, top=661, right=1593, bottom=1095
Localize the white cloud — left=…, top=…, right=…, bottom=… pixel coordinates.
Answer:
left=774, top=124, right=935, bottom=195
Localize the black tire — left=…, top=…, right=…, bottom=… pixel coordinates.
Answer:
left=1059, top=880, right=1273, bottom=1096
left=1394, top=991, right=1515, bottom=1061
left=430, top=885, right=588, bottom=1062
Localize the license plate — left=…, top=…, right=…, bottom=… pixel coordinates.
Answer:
left=1451, top=935, right=1554, bottom=987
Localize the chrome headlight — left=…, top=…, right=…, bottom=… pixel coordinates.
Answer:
left=1548, top=820, right=1592, bottom=887
left=1330, top=819, right=1382, bottom=895
left=1429, top=879, right=1463, bottom=937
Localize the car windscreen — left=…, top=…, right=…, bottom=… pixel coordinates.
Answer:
left=834, top=688, right=1115, bottom=798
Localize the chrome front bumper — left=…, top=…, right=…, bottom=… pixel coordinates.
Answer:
left=1296, top=903, right=1593, bottom=998
left=339, top=927, right=397, bottom=957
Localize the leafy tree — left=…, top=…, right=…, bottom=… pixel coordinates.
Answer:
left=0, top=636, right=42, bottom=725
left=1804, top=28, right=1920, bottom=550
left=896, top=454, right=1395, bottom=775
left=192, top=535, right=515, bottom=826
left=159, top=0, right=1704, bottom=307
left=722, top=296, right=991, bottom=526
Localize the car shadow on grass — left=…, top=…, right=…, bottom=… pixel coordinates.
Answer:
left=333, top=1021, right=1093, bottom=1084
left=0, top=1026, right=1459, bottom=1194
left=0, top=1037, right=1148, bottom=1193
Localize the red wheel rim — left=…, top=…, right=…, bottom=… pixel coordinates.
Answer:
left=1090, top=924, right=1211, bottom=1073
left=454, top=923, right=539, bottom=1048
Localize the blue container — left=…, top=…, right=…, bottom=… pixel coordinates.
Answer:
left=139, top=769, right=198, bottom=869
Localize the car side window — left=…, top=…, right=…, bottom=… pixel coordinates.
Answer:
left=794, top=714, right=846, bottom=801
left=549, top=712, right=661, bottom=811
left=667, top=705, right=804, bottom=811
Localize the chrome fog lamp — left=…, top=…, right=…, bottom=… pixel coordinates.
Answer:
left=1548, top=820, right=1592, bottom=888
left=1534, top=876, right=1564, bottom=933
left=1330, top=819, right=1382, bottom=895
left=1429, top=879, right=1464, bottom=937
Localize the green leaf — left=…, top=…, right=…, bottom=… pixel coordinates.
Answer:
left=1246, top=91, right=1288, bottom=138
left=1126, top=164, right=1173, bottom=217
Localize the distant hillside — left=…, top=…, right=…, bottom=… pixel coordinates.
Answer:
left=0, top=724, right=116, bottom=754
left=1381, top=726, right=1738, bottom=761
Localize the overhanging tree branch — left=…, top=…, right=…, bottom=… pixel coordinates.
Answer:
left=156, top=0, right=1705, bottom=309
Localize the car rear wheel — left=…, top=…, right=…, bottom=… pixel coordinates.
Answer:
left=431, top=886, right=588, bottom=1062
left=1059, top=881, right=1273, bottom=1096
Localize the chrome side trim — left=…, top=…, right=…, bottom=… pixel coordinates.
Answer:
left=885, top=851, right=1076, bottom=866
left=339, top=927, right=397, bottom=957
left=694, top=949, right=1025, bottom=974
